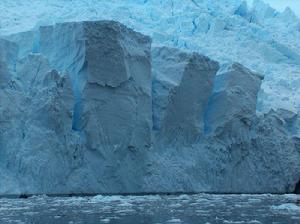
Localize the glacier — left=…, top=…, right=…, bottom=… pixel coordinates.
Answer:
left=1, top=0, right=300, bottom=123
left=0, top=0, right=299, bottom=195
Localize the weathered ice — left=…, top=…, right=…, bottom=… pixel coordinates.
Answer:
left=0, top=21, right=299, bottom=195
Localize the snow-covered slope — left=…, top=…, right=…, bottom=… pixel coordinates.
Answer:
left=1, top=0, right=300, bottom=119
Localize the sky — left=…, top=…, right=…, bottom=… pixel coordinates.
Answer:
left=247, top=0, right=300, bottom=16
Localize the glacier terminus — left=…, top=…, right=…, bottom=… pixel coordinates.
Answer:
left=0, top=0, right=299, bottom=196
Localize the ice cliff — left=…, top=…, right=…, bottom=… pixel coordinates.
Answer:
left=1, top=0, right=300, bottom=125
left=0, top=19, right=299, bottom=195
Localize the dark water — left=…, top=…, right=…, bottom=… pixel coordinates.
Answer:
left=0, top=194, right=300, bottom=224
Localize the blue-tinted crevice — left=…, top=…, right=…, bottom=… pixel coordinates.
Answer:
left=71, top=61, right=87, bottom=132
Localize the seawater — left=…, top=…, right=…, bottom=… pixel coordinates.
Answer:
left=0, top=194, right=299, bottom=224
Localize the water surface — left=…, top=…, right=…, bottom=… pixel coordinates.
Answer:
left=0, top=194, right=300, bottom=223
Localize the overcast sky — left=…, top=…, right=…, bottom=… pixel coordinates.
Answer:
left=247, top=0, right=300, bottom=16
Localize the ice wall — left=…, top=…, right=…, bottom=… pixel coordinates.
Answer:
left=0, top=20, right=299, bottom=195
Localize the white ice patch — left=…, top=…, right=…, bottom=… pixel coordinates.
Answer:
left=271, top=203, right=300, bottom=213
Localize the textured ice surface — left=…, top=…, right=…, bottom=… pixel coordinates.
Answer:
left=79, top=21, right=152, bottom=152
left=0, top=17, right=299, bottom=194
left=1, top=0, right=300, bottom=118
left=0, top=21, right=153, bottom=194
left=152, top=46, right=219, bottom=143
left=205, top=63, right=263, bottom=135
